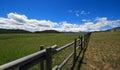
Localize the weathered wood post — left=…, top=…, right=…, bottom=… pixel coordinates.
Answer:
left=78, top=36, right=81, bottom=47
left=84, top=35, right=86, bottom=48
left=46, top=47, right=52, bottom=70
left=74, top=39, right=77, bottom=61
left=40, top=45, right=44, bottom=70
left=81, top=36, right=83, bottom=50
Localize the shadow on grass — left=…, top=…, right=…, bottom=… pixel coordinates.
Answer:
left=70, top=32, right=91, bottom=70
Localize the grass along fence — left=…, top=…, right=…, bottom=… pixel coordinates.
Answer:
left=0, top=33, right=91, bottom=70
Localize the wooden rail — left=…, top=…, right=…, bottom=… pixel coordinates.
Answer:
left=0, top=33, right=91, bottom=70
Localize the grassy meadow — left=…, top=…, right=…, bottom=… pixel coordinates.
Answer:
left=0, top=32, right=120, bottom=70
left=0, top=33, right=81, bottom=70
left=80, top=32, right=120, bottom=70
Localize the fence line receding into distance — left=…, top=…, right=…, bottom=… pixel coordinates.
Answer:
left=0, top=33, right=91, bottom=70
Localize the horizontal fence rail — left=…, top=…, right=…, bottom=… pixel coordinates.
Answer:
left=0, top=48, right=46, bottom=70
left=0, top=32, right=91, bottom=70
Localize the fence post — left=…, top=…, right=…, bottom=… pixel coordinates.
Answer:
left=40, top=45, right=44, bottom=70
left=78, top=36, right=80, bottom=46
left=46, top=47, right=52, bottom=70
left=81, top=36, right=83, bottom=50
left=83, top=35, right=85, bottom=48
left=74, top=39, right=77, bottom=61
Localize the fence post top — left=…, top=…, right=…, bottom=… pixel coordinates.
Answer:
left=40, top=45, right=44, bottom=46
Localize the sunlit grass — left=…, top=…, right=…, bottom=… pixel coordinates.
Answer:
left=81, top=32, right=120, bottom=70
left=0, top=33, right=81, bottom=69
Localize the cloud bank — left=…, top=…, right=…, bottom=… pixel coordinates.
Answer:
left=0, top=13, right=120, bottom=32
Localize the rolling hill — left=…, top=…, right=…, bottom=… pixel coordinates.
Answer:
left=106, top=27, right=120, bottom=32
left=35, top=30, right=61, bottom=33
left=0, top=29, right=31, bottom=34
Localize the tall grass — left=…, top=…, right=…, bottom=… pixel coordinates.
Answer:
left=0, top=33, right=80, bottom=69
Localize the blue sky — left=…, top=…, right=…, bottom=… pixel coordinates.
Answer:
left=0, top=0, right=120, bottom=32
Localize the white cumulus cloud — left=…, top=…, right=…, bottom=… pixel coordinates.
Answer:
left=0, top=13, right=58, bottom=32
left=81, top=17, right=120, bottom=31
left=0, top=12, right=120, bottom=32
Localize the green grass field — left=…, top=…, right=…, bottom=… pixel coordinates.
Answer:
left=0, top=33, right=80, bottom=70
left=80, top=32, right=120, bottom=70
left=0, top=32, right=120, bottom=70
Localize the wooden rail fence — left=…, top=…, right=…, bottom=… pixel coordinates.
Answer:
left=0, top=33, right=91, bottom=70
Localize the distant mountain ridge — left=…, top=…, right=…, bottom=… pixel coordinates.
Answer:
left=93, top=27, right=120, bottom=33
left=106, top=27, right=120, bottom=32
left=35, top=30, right=61, bottom=33
left=0, top=29, right=61, bottom=34
left=0, top=29, right=31, bottom=34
